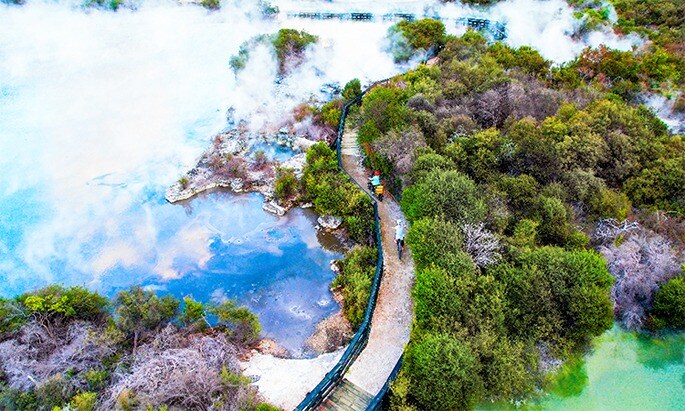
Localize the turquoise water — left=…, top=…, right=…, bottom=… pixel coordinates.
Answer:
left=484, top=326, right=685, bottom=410
left=537, top=327, right=685, bottom=410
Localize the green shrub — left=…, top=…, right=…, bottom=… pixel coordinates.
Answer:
left=35, top=374, right=73, bottom=410
left=651, top=272, right=685, bottom=329
left=405, top=333, right=483, bottom=411
left=178, top=176, right=189, bottom=189
left=401, top=169, right=486, bottom=225
left=255, top=403, right=281, bottom=411
left=342, top=78, right=362, bottom=101
left=179, top=297, right=207, bottom=331
left=274, top=168, right=298, bottom=201
left=387, top=19, right=446, bottom=62
left=409, top=153, right=455, bottom=184
left=405, top=217, right=460, bottom=268
left=509, top=219, right=539, bottom=249
left=493, top=247, right=614, bottom=350
left=201, top=0, right=220, bottom=10
left=318, top=100, right=343, bottom=130
left=302, top=142, right=374, bottom=242
left=359, top=86, right=408, bottom=134
left=537, top=196, right=571, bottom=244
left=0, top=384, right=38, bottom=410
left=83, top=369, right=109, bottom=392
left=332, top=246, right=378, bottom=329
left=210, top=301, right=261, bottom=344
left=114, top=287, right=179, bottom=351
left=589, top=187, right=632, bottom=220
left=19, top=285, right=109, bottom=322
left=272, top=29, right=318, bottom=73
left=71, top=392, right=97, bottom=411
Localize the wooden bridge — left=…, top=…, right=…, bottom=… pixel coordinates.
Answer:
left=286, top=11, right=507, bottom=41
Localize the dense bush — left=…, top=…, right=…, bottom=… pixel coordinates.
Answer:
left=332, top=246, right=378, bottom=329
left=0, top=285, right=271, bottom=411
left=114, top=286, right=179, bottom=351
left=229, top=29, right=317, bottom=75
left=272, top=28, right=318, bottom=73
left=369, top=31, right=664, bottom=409
left=387, top=19, right=446, bottom=62
left=401, top=169, right=486, bottom=225
left=651, top=271, right=685, bottom=329
left=274, top=167, right=298, bottom=201
left=493, top=247, right=614, bottom=352
left=342, top=78, right=362, bottom=101
left=404, top=333, right=483, bottom=410
left=302, top=142, right=374, bottom=243
left=210, top=300, right=262, bottom=344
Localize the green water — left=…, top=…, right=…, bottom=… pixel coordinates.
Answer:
left=485, top=325, right=685, bottom=410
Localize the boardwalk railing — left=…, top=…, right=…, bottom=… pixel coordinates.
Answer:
left=286, top=11, right=508, bottom=41
left=366, top=355, right=403, bottom=411
left=295, top=83, right=387, bottom=411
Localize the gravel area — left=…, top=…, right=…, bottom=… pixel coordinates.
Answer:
left=241, top=348, right=344, bottom=410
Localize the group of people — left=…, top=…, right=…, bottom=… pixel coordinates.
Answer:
left=368, top=170, right=407, bottom=260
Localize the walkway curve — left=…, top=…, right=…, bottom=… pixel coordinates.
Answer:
left=340, top=129, right=414, bottom=396
left=243, top=91, right=415, bottom=411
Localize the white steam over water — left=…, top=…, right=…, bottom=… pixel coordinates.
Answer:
left=0, top=0, right=640, bottom=312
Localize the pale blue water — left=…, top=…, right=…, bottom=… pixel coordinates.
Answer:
left=0, top=0, right=349, bottom=355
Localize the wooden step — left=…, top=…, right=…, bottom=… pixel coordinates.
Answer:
left=316, top=379, right=374, bottom=411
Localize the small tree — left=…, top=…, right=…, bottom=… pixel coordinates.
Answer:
left=401, top=169, right=486, bottom=225
left=651, top=270, right=685, bottom=329
left=179, top=297, right=208, bottom=332
left=342, top=78, right=362, bottom=101
left=274, top=168, right=298, bottom=201
left=210, top=300, right=261, bottom=344
left=114, top=287, right=179, bottom=352
left=19, top=285, right=109, bottom=339
left=406, top=333, right=484, bottom=411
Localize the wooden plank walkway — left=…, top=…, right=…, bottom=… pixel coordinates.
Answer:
left=317, top=379, right=374, bottom=411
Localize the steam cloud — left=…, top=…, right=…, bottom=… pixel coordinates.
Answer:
left=0, top=0, right=642, bottom=295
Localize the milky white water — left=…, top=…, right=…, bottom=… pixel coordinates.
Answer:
left=0, top=0, right=404, bottom=354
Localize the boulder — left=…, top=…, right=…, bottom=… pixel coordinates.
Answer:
left=263, top=201, right=287, bottom=216
left=293, top=137, right=317, bottom=152
left=230, top=178, right=244, bottom=192
left=317, top=215, right=342, bottom=230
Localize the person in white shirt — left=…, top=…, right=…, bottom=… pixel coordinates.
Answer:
left=395, top=219, right=406, bottom=260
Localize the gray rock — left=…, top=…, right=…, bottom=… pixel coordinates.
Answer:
left=231, top=178, right=244, bottom=192
left=263, top=201, right=287, bottom=216
left=317, top=215, right=342, bottom=230
left=293, top=137, right=317, bottom=152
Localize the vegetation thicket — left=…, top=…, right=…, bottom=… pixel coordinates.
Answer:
left=650, top=267, right=685, bottom=329
left=0, top=285, right=270, bottom=411
left=230, top=29, right=318, bottom=75
left=387, top=19, right=447, bottom=62
left=347, top=30, right=685, bottom=410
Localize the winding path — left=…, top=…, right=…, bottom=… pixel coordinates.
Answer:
left=339, top=129, right=414, bottom=396
left=243, top=126, right=414, bottom=410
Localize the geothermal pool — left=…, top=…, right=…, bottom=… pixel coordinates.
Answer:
left=1, top=0, right=683, bottom=395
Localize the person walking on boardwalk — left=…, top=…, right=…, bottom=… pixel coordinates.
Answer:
left=368, top=170, right=384, bottom=201
left=395, top=219, right=406, bottom=260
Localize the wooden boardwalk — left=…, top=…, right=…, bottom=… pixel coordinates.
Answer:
left=317, top=379, right=374, bottom=411
left=312, top=129, right=414, bottom=410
